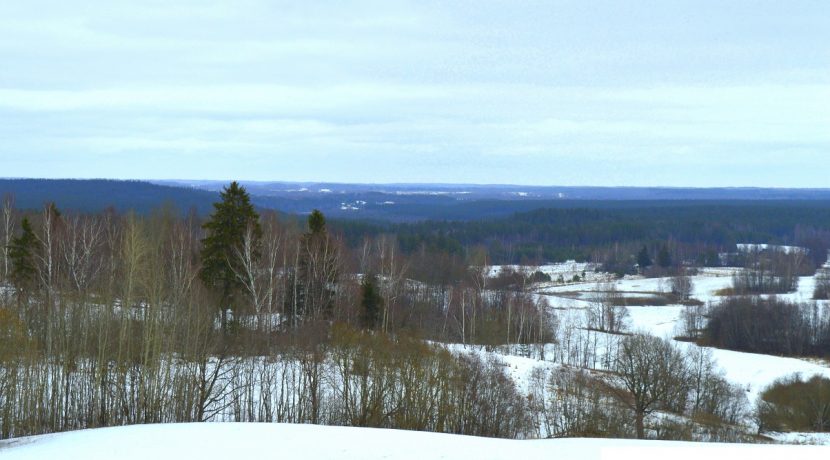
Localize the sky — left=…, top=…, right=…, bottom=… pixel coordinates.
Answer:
left=1, top=0, right=828, bottom=187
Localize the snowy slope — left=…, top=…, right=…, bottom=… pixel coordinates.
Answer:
left=521, top=265, right=830, bottom=424
left=2, top=423, right=828, bottom=460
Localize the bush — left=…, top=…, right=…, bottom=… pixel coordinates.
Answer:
left=757, top=374, right=830, bottom=432
left=814, top=273, right=830, bottom=300
left=528, top=270, right=552, bottom=284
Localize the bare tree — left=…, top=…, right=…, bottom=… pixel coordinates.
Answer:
left=231, top=215, right=285, bottom=331
left=374, top=235, right=407, bottom=334
left=610, top=334, right=689, bottom=439
left=670, top=274, right=694, bottom=301
left=1, top=195, right=14, bottom=284
left=587, top=282, right=628, bottom=333
left=61, top=214, right=104, bottom=296
left=680, top=302, right=706, bottom=340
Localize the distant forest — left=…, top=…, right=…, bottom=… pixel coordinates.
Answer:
left=0, top=179, right=219, bottom=215
left=335, top=202, right=830, bottom=267
left=3, top=180, right=830, bottom=268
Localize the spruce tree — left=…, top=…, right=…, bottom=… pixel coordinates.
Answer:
left=307, top=209, right=326, bottom=235
left=657, top=244, right=672, bottom=268
left=199, top=181, right=261, bottom=326
left=8, top=217, right=38, bottom=296
left=359, top=274, right=383, bottom=330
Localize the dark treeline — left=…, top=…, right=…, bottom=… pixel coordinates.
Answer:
left=334, top=202, right=830, bottom=268
left=0, top=179, right=220, bottom=215
left=701, top=296, right=830, bottom=357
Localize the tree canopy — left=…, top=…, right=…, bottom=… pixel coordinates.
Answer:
left=199, top=181, right=261, bottom=309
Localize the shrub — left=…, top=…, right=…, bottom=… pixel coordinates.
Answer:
left=757, top=374, right=830, bottom=432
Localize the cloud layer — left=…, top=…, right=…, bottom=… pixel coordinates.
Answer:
left=1, top=1, right=828, bottom=186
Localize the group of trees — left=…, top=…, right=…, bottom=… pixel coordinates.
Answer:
left=526, top=334, right=748, bottom=441
left=636, top=244, right=672, bottom=273
left=338, top=203, right=830, bottom=270
left=701, top=296, right=830, bottom=357
left=610, top=335, right=747, bottom=439
left=814, top=266, right=830, bottom=300
left=586, top=283, right=629, bottom=334
left=730, top=247, right=809, bottom=295
left=0, top=183, right=557, bottom=440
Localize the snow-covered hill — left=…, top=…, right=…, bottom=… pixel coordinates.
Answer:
left=2, top=423, right=828, bottom=460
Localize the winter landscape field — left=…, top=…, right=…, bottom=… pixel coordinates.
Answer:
left=3, top=0, right=830, bottom=458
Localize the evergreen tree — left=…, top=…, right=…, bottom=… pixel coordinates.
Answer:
left=8, top=217, right=38, bottom=296
left=199, top=181, right=261, bottom=325
left=657, top=244, right=672, bottom=268
left=307, top=209, right=326, bottom=235
left=637, top=246, right=652, bottom=269
left=359, top=274, right=383, bottom=330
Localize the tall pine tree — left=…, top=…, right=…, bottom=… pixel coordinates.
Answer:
left=200, top=181, right=261, bottom=328
left=8, top=217, right=38, bottom=298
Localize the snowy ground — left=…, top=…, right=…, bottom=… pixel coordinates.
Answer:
left=488, top=262, right=609, bottom=284
left=607, top=273, right=830, bottom=403
left=2, top=423, right=828, bottom=460
left=484, top=263, right=830, bottom=442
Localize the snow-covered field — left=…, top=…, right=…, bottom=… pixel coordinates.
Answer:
left=488, top=261, right=608, bottom=284
left=486, top=263, right=830, bottom=442
left=2, top=423, right=828, bottom=460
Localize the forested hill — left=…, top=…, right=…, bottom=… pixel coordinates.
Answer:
left=333, top=201, right=830, bottom=265
left=0, top=179, right=219, bottom=214
left=5, top=180, right=830, bottom=267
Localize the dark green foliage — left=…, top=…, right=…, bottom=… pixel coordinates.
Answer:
left=528, top=270, right=551, bottom=283
left=359, top=274, right=383, bottom=329
left=656, top=244, right=672, bottom=268
left=308, top=209, right=326, bottom=234
left=335, top=201, right=830, bottom=266
left=758, top=375, right=830, bottom=432
left=199, top=182, right=261, bottom=308
left=0, top=179, right=218, bottom=215
left=637, top=246, right=652, bottom=268
left=8, top=217, right=38, bottom=294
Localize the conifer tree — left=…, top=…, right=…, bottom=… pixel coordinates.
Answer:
left=307, top=209, right=326, bottom=235
left=8, top=217, right=38, bottom=297
left=657, top=244, right=672, bottom=268
left=359, top=274, right=383, bottom=330
left=199, top=181, right=261, bottom=327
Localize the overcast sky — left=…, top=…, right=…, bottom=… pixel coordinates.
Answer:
left=1, top=1, right=828, bottom=186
